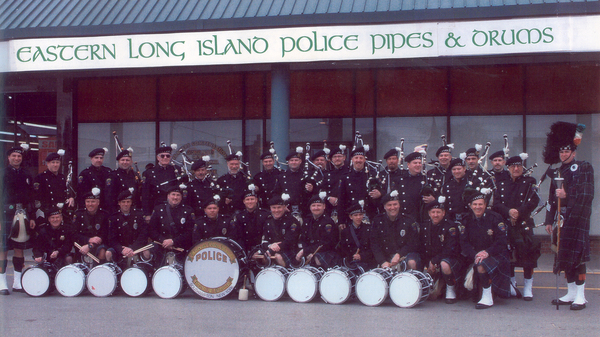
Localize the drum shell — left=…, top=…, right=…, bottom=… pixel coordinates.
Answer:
left=319, top=266, right=357, bottom=305
left=87, top=263, right=123, bottom=297
left=21, top=262, right=57, bottom=297
left=356, top=268, right=395, bottom=307
left=389, top=270, right=433, bottom=308
left=286, top=266, right=324, bottom=303
left=121, top=263, right=154, bottom=297
left=254, top=265, right=290, bottom=302
left=184, top=238, right=248, bottom=300
left=55, top=263, right=90, bottom=297
left=152, top=263, right=185, bottom=299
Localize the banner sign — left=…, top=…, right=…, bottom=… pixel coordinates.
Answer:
left=2, top=15, right=599, bottom=73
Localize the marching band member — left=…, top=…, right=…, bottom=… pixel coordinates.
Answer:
left=427, top=145, right=453, bottom=197
left=304, top=150, right=328, bottom=196
left=33, top=151, right=74, bottom=225
left=232, top=184, right=269, bottom=253
left=441, top=158, right=471, bottom=221
left=295, top=193, right=339, bottom=268
left=396, top=152, right=427, bottom=222
left=77, top=148, right=111, bottom=209
left=339, top=201, right=376, bottom=270
left=464, top=146, right=496, bottom=198
left=105, top=190, right=149, bottom=265
left=543, top=122, right=594, bottom=310
left=1, top=145, right=36, bottom=294
left=105, top=149, right=140, bottom=214
left=69, top=188, right=109, bottom=263
left=33, top=205, right=73, bottom=268
left=493, top=154, right=541, bottom=300
left=321, top=145, right=349, bottom=221
left=259, top=194, right=300, bottom=267
left=273, top=149, right=306, bottom=219
left=253, top=151, right=281, bottom=209
left=185, top=157, right=216, bottom=217
left=370, top=190, right=421, bottom=271
left=142, top=144, right=187, bottom=222
left=419, top=198, right=462, bottom=304
left=489, top=150, right=510, bottom=184
left=149, top=185, right=195, bottom=265
left=460, top=188, right=512, bottom=309
left=192, top=195, right=237, bottom=244
left=217, top=152, right=247, bottom=216
left=381, top=148, right=405, bottom=194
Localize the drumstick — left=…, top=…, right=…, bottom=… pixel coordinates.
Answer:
left=74, top=242, right=100, bottom=263
left=123, top=243, right=154, bottom=258
left=306, top=245, right=323, bottom=264
left=153, top=241, right=184, bottom=252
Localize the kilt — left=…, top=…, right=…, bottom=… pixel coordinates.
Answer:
left=476, top=252, right=511, bottom=298
left=313, top=251, right=340, bottom=269
left=441, top=257, right=462, bottom=278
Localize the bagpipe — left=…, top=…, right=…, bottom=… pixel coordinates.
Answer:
left=113, top=131, right=143, bottom=186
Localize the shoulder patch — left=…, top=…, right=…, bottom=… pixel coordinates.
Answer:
left=106, top=178, right=112, bottom=186
left=291, top=223, right=298, bottom=232
left=33, top=182, right=40, bottom=190
left=459, top=225, right=465, bottom=235
left=78, top=176, right=84, bottom=183
left=449, top=227, right=457, bottom=237
left=498, top=222, right=506, bottom=232
left=325, top=224, right=333, bottom=233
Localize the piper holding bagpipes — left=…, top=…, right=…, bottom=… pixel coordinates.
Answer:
left=487, top=135, right=511, bottom=185
left=321, top=144, right=350, bottom=224
left=380, top=146, right=404, bottom=194
left=217, top=141, right=249, bottom=216
left=542, top=122, right=593, bottom=311
left=426, top=137, right=454, bottom=198
left=105, top=137, right=140, bottom=214
left=33, top=149, right=75, bottom=227
left=396, top=150, right=429, bottom=222
left=253, top=144, right=282, bottom=210
left=1, top=144, right=36, bottom=294
left=76, top=147, right=112, bottom=209
left=185, top=155, right=218, bottom=217
left=273, top=147, right=307, bottom=221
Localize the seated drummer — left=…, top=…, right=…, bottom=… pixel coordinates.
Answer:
left=419, top=198, right=462, bottom=304
left=339, top=201, right=376, bottom=271
left=105, top=190, right=150, bottom=266
left=295, top=193, right=340, bottom=269
left=257, top=194, right=300, bottom=267
left=33, top=204, right=73, bottom=268
left=232, top=184, right=270, bottom=253
left=192, top=194, right=238, bottom=244
left=149, top=185, right=195, bottom=266
left=69, top=188, right=108, bottom=264
left=370, top=190, right=421, bottom=271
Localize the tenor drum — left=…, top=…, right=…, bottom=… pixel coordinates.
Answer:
left=319, top=266, right=358, bottom=305
left=121, top=262, right=154, bottom=297
left=286, top=266, right=324, bottom=303
left=356, top=268, right=394, bottom=306
left=21, top=262, right=57, bottom=297
left=87, top=263, right=122, bottom=297
left=55, top=263, right=89, bottom=297
left=152, top=263, right=185, bottom=299
left=254, top=265, right=290, bottom=301
left=389, top=270, right=434, bottom=308
left=184, top=238, right=247, bottom=300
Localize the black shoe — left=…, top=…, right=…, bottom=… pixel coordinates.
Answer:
left=511, top=285, right=522, bottom=299
left=445, top=298, right=457, bottom=304
left=0, top=289, right=9, bottom=295
left=476, top=303, right=492, bottom=309
left=551, top=299, right=573, bottom=305
left=570, top=303, right=586, bottom=310
left=524, top=296, right=533, bottom=301
left=12, top=288, right=24, bottom=293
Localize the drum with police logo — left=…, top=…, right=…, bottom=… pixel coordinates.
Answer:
left=184, top=237, right=247, bottom=299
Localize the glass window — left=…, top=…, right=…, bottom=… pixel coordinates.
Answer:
left=160, top=121, right=242, bottom=177
left=245, top=119, right=264, bottom=176
left=78, top=122, right=156, bottom=175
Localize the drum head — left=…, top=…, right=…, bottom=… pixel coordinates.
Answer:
left=389, top=273, right=422, bottom=308
left=356, top=272, right=388, bottom=306
left=153, top=266, right=183, bottom=299
left=319, top=269, right=352, bottom=305
left=121, top=267, right=149, bottom=297
left=286, top=269, right=318, bottom=303
left=87, top=265, right=118, bottom=297
left=255, top=267, right=286, bottom=302
left=22, top=267, right=51, bottom=297
left=55, top=265, right=87, bottom=297
left=185, top=240, right=241, bottom=300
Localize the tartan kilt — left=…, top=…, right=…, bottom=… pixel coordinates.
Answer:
left=556, top=222, right=591, bottom=272
left=441, top=257, right=462, bottom=278
left=477, top=252, right=511, bottom=298
left=314, top=251, right=341, bottom=269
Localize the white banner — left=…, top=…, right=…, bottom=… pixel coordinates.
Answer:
left=3, top=15, right=600, bottom=73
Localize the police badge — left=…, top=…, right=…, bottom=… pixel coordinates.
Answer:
left=400, top=229, right=406, bottom=237
left=181, top=218, right=186, bottom=224
left=282, top=229, right=286, bottom=235
left=95, top=223, right=101, bottom=230
left=60, top=235, right=65, bottom=241
left=222, top=228, right=227, bottom=235
left=440, top=234, right=444, bottom=242
left=487, top=229, right=493, bottom=236
left=133, top=222, right=138, bottom=230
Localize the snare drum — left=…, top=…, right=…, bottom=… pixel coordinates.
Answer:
left=87, top=263, right=122, bottom=297
left=152, top=263, right=185, bottom=299
left=356, top=268, right=395, bottom=306
left=389, top=270, right=434, bottom=308
left=254, top=265, right=290, bottom=301
left=286, top=266, right=324, bottom=303
left=55, top=263, right=90, bottom=297
left=184, top=238, right=247, bottom=300
left=21, top=262, right=57, bottom=297
left=319, top=266, right=358, bottom=305
left=121, top=263, right=154, bottom=297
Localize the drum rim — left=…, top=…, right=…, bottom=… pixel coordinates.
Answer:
left=152, top=265, right=184, bottom=299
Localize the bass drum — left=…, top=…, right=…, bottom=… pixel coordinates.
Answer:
left=389, top=270, right=433, bottom=308
left=254, top=265, right=290, bottom=301
left=319, top=266, right=358, bottom=305
left=184, top=238, right=247, bottom=300
left=21, top=262, right=57, bottom=297
left=286, top=266, right=324, bottom=303
left=121, top=262, right=154, bottom=297
left=55, top=263, right=89, bottom=297
left=356, top=268, right=395, bottom=307
left=153, top=263, right=185, bottom=299
left=87, top=263, right=122, bottom=297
